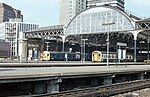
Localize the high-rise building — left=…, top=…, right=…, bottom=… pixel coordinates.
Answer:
left=0, top=21, right=39, bottom=57
left=59, top=0, right=125, bottom=26
left=87, top=0, right=125, bottom=11
left=59, top=0, right=87, bottom=26
left=0, top=3, right=23, bottom=24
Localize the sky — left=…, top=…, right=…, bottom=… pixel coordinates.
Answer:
left=0, top=0, right=150, bottom=27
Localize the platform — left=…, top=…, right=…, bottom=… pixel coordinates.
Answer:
left=0, top=64, right=150, bottom=83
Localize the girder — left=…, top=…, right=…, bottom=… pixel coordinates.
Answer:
left=136, top=19, right=150, bottom=31
left=66, top=32, right=136, bottom=48
left=25, top=25, right=64, bottom=39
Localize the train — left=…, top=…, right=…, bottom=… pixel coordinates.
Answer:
left=92, top=51, right=133, bottom=62
left=41, top=50, right=147, bottom=62
left=42, top=51, right=91, bottom=61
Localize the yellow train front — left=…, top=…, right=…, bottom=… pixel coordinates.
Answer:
left=42, top=51, right=50, bottom=61
left=92, top=51, right=103, bottom=62
left=92, top=51, right=133, bottom=62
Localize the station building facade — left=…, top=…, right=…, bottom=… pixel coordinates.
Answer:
left=0, top=21, right=39, bottom=57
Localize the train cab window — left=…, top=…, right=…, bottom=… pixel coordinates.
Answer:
left=99, top=54, right=101, bottom=56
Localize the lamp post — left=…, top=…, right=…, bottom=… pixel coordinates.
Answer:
left=102, top=22, right=115, bottom=67
left=45, top=42, right=50, bottom=61
left=45, top=42, right=50, bottom=52
left=81, top=39, right=88, bottom=63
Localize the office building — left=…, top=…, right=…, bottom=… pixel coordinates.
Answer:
left=0, top=3, right=23, bottom=24
left=0, top=21, right=39, bottom=57
left=87, top=0, right=125, bottom=10
left=60, top=0, right=125, bottom=26
left=59, top=0, right=87, bottom=26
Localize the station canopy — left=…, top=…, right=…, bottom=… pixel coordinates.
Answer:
left=65, top=5, right=134, bottom=35
left=64, top=5, right=147, bottom=48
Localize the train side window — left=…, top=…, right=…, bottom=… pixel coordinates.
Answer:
left=109, top=54, right=112, bottom=58
left=103, top=54, right=106, bottom=59
left=108, top=54, right=110, bottom=58
left=112, top=54, right=115, bottom=58
left=114, top=54, right=116, bottom=58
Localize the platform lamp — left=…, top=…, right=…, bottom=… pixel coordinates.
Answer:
left=45, top=42, right=50, bottom=51
left=102, top=22, right=115, bottom=67
left=45, top=42, right=50, bottom=61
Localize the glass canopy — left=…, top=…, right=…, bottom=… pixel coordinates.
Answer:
left=65, top=6, right=135, bottom=35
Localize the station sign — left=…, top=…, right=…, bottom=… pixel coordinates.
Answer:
left=117, top=42, right=127, bottom=47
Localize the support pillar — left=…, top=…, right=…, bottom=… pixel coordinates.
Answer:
left=134, top=39, right=137, bottom=62
left=60, top=36, right=67, bottom=52
left=19, top=32, right=28, bottom=61
left=147, top=36, right=150, bottom=60
left=91, top=79, right=99, bottom=87
left=47, top=78, right=62, bottom=93
left=104, top=77, right=112, bottom=86
left=34, top=82, right=46, bottom=94
left=130, top=30, right=142, bottom=62
left=137, top=73, right=145, bottom=80
left=34, top=78, right=62, bottom=94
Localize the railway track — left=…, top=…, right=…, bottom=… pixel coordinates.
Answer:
left=29, top=79, right=150, bottom=97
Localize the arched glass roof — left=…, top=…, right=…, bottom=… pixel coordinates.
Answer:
left=65, top=6, right=135, bottom=36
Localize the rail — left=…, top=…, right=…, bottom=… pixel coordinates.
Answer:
left=30, top=79, right=150, bottom=97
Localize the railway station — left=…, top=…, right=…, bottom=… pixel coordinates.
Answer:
left=1, top=3, right=150, bottom=97
left=21, top=5, right=150, bottom=63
